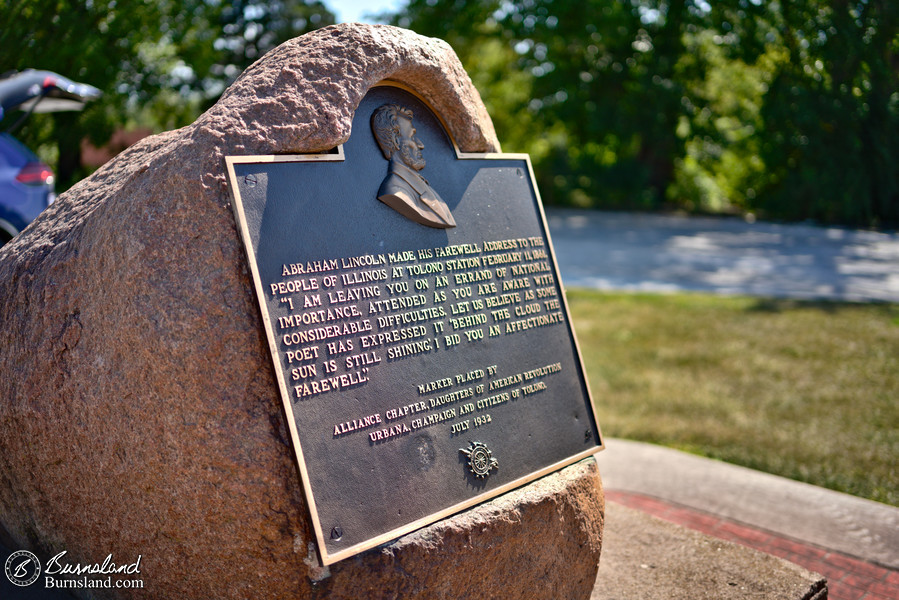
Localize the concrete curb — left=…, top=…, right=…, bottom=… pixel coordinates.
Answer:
left=596, top=438, right=899, bottom=570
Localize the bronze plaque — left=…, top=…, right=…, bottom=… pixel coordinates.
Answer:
left=226, top=84, right=602, bottom=565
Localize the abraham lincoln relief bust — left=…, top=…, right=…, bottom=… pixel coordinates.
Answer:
left=371, top=103, right=456, bottom=229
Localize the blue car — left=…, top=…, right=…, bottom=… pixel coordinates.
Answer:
left=0, top=70, right=100, bottom=245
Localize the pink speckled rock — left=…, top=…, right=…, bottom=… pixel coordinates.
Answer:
left=0, top=24, right=603, bottom=599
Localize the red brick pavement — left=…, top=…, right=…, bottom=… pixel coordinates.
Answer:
left=606, top=490, right=899, bottom=600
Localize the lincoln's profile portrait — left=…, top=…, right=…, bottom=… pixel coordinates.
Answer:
left=371, top=104, right=456, bottom=229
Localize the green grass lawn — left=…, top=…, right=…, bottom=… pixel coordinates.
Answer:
left=566, top=289, right=899, bottom=507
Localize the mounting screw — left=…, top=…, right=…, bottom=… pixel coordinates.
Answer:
left=330, top=527, right=343, bottom=541
left=244, top=174, right=258, bottom=187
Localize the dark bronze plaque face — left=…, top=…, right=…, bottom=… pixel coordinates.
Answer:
left=226, top=84, right=602, bottom=565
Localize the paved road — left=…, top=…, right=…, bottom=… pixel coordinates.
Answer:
left=545, top=208, right=899, bottom=302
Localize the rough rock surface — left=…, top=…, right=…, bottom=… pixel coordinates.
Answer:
left=0, top=24, right=603, bottom=599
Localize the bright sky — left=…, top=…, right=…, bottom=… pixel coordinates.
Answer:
left=331, top=0, right=405, bottom=24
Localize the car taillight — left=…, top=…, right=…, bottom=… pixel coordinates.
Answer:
left=16, top=162, right=54, bottom=187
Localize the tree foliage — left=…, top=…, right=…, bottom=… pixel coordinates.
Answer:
left=2, top=1, right=895, bottom=226
left=390, top=0, right=899, bottom=227
left=754, top=0, right=899, bottom=226
left=0, top=0, right=334, bottom=190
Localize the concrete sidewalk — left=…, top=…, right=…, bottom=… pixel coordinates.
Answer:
left=595, top=439, right=899, bottom=599
left=597, top=438, right=899, bottom=569
left=543, top=210, right=899, bottom=597
left=545, top=208, right=899, bottom=302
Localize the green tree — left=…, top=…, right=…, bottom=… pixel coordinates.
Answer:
left=496, top=0, right=703, bottom=208
left=668, top=25, right=781, bottom=214
left=385, top=1, right=543, bottom=159
left=191, top=0, right=334, bottom=108
left=390, top=1, right=735, bottom=210
left=0, top=1, right=169, bottom=188
left=0, top=0, right=334, bottom=191
left=754, top=0, right=899, bottom=226
left=390, top=0, right=899, bottom=227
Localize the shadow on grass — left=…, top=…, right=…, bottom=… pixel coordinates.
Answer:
left=747, top=297, right=899, bottom=321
